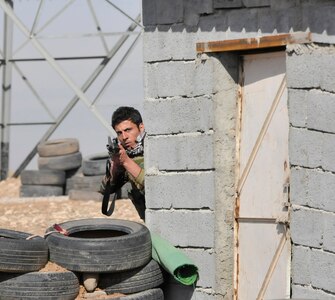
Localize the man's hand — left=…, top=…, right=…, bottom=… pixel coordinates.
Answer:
left=118, top=143, right=142, bottom=179
left=118, top=143, right=131, bottom=166
left=109, top=151, right=123, bottom=179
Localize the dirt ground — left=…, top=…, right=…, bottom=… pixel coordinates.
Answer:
left=0, top=177, right=143, bottom=299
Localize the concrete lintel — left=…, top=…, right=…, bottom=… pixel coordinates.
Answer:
left=196, top=32, right=312, bottom=53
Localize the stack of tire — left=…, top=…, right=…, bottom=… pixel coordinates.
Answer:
left=45, top=218, right=165, bottom=299
left=0, top=228, right=80, bottom=299
left=20, top=138, right=82, bottom=197
left=66, top=152, right=109, bottom=200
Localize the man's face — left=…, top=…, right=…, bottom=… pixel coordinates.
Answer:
left=114, top=119, right=144, bottom=150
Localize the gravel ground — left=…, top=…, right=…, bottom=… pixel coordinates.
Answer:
left=0, top=177, right=143, bottom=299
left=0, top=177, right=142, bottom=236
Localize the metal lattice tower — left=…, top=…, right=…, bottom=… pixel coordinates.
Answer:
left=0, top=0, right=143, bottom=179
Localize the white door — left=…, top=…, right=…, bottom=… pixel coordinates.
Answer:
left=235, top=52, right=290, bottom=300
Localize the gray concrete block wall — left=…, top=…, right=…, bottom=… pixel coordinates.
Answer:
left=146, top=210, right=215, bottom=247
left=292, top=285, right=335, bottom=300
left=146, top=172, right=215, bottom=209
left=292, top=246, right=335, bottom=295
left=289, top=128, right=335, bottom=172
left=144, top=96, right=214, bottom=135
left=142, top=1, right=335, bottom=299
left=289, top=89, right=335, bottom=132
left=291, top=168, right=335, bottom=212
left=143, top=48, right=218, bottom=298
left=144, top=53, right=237, bottom=299
left=145, top=133, right=214, bottom=171
left=291, top=207, right=335, bottom=252
left=144, top=60, right=214, bottom=98
left=288, top=43, right=335, bottom=298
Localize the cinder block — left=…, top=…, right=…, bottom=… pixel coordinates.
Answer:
left=287, top=44, right=335, bottom=93
left=291, top=207, right=325, bottom=249
left=286, top=47, right=321, bottom=89
left=145, top=133, right=214, bottom=171
left=288, top=89, right=308, bottom=128
left=292, top=245, right=311, bottom=285
left=323, top=213, right=335, bottom=253
left=143, top=29, right=195, bottom=62
left=143, top=29, right=228, bottom=62
left=290, top=167, right=308, bottom=206
left=144, top=60, right=214, bottom=98
left=289, top=127, right=335, bottom=172
left=289, top=88, right=335, bottom=133
left=292, top=284, right=335, bottom=299
left=307, top=89, right=335, bottom=133
left=289, top=127, right=323, bottom=169
left=183, top=249, right=216, bottom=288
left=144, top=96, right=214, bottom=134
left=290, top=168, right=335, bottom=212
left=292, top=246, right=335, bottom=295
left=292, top=207, right=335, bottom=253
left=311, top=248, right=335, bottom=293
left=314, top=53, right=335, bottom=93
left=322, top=133, right=335, bottom=172
left=146, top=171, right=215, bottom=209
left=146, top=210, right=215, bottom=247
left=307, top=170, right=335, bottom=213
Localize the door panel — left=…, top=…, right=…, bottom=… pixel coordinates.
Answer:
left=236, top=52, right=290, bottom=300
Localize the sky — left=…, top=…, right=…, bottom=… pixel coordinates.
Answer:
left=0, top=0, right=144, bottom=174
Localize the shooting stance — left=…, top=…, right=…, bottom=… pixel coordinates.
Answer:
left=99, top=106, right=146, bottom=220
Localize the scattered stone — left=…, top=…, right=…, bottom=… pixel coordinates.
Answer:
left=83, top=273, right=99, bottom=292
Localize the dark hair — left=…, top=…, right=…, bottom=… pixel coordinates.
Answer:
left=111, top=106, right=143, bottom=129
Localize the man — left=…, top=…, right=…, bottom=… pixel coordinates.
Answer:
left=99, top=106, right=146, bottom=220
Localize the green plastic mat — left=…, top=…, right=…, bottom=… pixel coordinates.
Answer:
left=151, top=232, right=198, bottom=286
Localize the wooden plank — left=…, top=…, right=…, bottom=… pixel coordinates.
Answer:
left=196, top=32, right=311, bottom=53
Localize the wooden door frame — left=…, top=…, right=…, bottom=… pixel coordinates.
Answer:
left=196, top=32, right=312, bottom=300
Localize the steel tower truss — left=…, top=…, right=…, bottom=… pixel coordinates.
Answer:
left=0, top=0, right=142, bottom=179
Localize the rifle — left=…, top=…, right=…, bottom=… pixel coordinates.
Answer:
left=101, top=137, right=124, bottom=216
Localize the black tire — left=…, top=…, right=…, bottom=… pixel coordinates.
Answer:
left=20, top=185, right=64, bottom=197
left=20, top=170, right=66, bottom=186
left=82, top=152, right=109, bottom=176
left=65, top=166, right=82, bottom=179
left=113, top=288, right=164, bottom=300
left=0, top=229, right=48, bottom=273
left=37, top=138, right=79, bottom=157
left=38, top=152, right=82, bottom=171
left=65, top=174, right=102, bottom=194
left=0, top=271, right=79, bottom=299
left=45, top=218, right=152, bottom=273
left=100, top=259, right=164, bottom=295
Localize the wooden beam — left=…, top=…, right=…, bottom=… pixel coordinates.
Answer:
left=196, top=32, right=312, bottom=53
